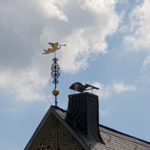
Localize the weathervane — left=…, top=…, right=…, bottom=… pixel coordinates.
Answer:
left=43, top=42, right=66, bottom=107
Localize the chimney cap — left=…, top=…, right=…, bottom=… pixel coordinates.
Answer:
left=69, top=82, right=99, bottom=93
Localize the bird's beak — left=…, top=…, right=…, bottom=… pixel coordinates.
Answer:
left=62, top=44, right=66, bottom=46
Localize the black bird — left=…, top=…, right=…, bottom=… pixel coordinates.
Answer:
left=69, top=82, right=99, bottom=93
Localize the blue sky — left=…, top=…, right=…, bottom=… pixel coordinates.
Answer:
left=0, top=0, right=150, bottom=149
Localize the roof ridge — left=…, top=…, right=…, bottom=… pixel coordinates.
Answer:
left=99, top=124, right=150, bottom=145
left=51, top=105, right=67, bottom=112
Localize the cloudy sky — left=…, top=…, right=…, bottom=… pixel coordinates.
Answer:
left=0, top=0, right=150, bottom=149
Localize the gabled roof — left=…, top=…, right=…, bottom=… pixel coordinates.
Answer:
left=25, top=106, right=150, bottom=150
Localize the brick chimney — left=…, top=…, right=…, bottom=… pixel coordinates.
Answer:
left=66, top=92, right=103, bottom=142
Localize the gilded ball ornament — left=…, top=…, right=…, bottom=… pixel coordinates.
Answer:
left=53, top=88, right=59, bottom=96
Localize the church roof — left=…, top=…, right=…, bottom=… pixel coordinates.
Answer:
left=25, top=106, right=150, bottom=150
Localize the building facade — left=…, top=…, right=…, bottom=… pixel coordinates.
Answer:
left=25, top=92, right=150, bottom=150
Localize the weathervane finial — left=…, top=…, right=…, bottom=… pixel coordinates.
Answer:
left=43, top=42, right=66, bottom=107
left=42, top=42, right=66, bottom=54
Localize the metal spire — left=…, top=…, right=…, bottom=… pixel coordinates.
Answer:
left=43, top=42, right=66, bottom=107
left=51, top=56, right=60, bottom=107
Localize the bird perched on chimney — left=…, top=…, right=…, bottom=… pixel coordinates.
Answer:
left=69, top=82, right=99, bottom=93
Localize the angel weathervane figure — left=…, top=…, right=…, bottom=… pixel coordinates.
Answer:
left=42, top=42, right=66, bottom=54
left=43, top=42, right=66, bottom=107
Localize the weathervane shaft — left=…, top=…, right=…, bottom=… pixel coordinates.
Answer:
left=51, top=57, right=60, bottom=107
left=43, top=42, right=66, bottom=107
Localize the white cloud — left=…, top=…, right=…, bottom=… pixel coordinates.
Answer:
left=124, top=0, right=150, bottom=51
left=122, top=0, right=150, bottom=87
left=142, top=55, right=150, bottom=70
left=79, top=0, right=116, bottom=14
left=38, top=0, right=68, bottom=22
left=0, top=0, right=120, bottom=73
left=40, top=0, right=120, bottom=73
left=92, top=81, right=136, bottom=101
left=0, top=0, right=121, bottom=102
left=0, top=68, right=47, bottom=102
left=138, top=55, right=150, bottom=84
left=59, top=29, right=89, bottom=73
left=112, top=81, right=137, bottom=94
left=93, top=82, right=111, bottom=100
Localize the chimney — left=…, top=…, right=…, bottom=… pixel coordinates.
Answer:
left=66, top=92, right=103, bottom=142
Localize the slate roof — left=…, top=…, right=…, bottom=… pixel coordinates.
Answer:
left=25, top=106, right=150, bottom=150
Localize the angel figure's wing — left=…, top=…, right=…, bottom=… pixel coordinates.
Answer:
left=48, top=42, right=55, bottom=47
